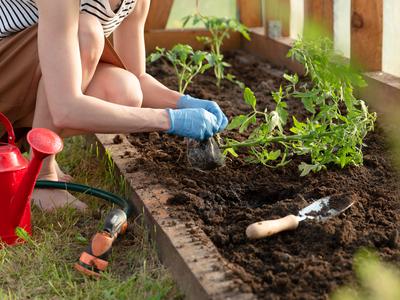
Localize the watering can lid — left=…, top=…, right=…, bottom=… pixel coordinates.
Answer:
left=0, top=143, right=28, bottom=172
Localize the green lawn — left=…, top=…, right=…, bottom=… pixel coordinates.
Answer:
left=0, top=137, right=181, bottom=300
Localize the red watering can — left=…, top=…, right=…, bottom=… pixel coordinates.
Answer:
left=0, top=112, right=63, bottom=245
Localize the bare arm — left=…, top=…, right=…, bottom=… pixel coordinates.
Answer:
left=35, top=0, right=170, bottom=133
left=113, top=0, right=181, bottom=109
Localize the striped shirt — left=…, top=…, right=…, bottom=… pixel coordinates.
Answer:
left=0, top=0, right=137, bottom=40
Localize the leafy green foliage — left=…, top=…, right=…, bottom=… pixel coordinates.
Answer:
left=182, top=13, right=249, bottom=88
left=223, top=38, right=376, bottom=175
left=332, top=249, right=400, bottom=300
left=147, top=44, right=211, bottom=93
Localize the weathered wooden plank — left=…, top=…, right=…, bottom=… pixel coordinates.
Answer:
left=145, top=29, right=241, bottom=52
left=359, top=72, right=400, bottom=117
left=93, top=134, right=257, bottom=300
left=243, top=28, right=304, bottom=75
left=350, top=0, right=383, bottom=71
left=237, top=0, right=262, bottom=27
left=145, top=0, right=174, bottom=31
left=264, top=0, right=291, bottom=38
left=304, top=0, right=334, bottom=38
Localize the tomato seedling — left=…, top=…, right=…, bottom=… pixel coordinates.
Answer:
left=147, top=44, right=211, bottom=94
left=182, top=14, right=250, bottom=88
left=223, top=38, right=377, bottom=176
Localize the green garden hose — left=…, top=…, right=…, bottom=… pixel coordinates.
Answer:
left=34, top=180, right=133, bottom=216
left=34, top=181, right=134, bottom=276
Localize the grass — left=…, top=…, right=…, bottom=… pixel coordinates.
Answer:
left=0, top=136, right=181, bottom=300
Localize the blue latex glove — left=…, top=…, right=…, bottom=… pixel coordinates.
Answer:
left=166, top=108, right=219, bottom=141
left=177, top=95, right=228, bottom=132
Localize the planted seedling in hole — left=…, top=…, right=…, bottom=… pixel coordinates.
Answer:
left=186, top=137, right=225, bottom=171
left=223, top=38, right=376, bottom=176
left=182, top=14, right=250, bottom=88
left=147, top=44, right=211, bottom=94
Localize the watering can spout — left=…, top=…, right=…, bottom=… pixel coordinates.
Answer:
left=0, top=111, right=63, bottom=245
left=13, top=128, right=63, bottom=226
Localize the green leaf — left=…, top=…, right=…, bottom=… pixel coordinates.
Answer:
left=268, top=150, right=281, bottom=161
left=15, top=227, right=30, bottom=242
left=227, top=115, right=248, bottom=130
left=293, top=116, right=305, bottom=129
left=200, top=64, right=212, bottom=73
left=239, top=115, right=257, bottom=133
left=147, top=52, right=161, bottom=63
left=236, top=80, right=245, bottom=90
left=75, top=233, right=88, bottom=244
left=205, top=53, right=217, bottom=66
left=244, top=87, right=257, bottom=109
left=283, top=73, right=299, bottom=85
left=272, top=86, right=283, bottom=104
left=239, top=27, right=251, bottom=41
left=276, top=102, right=288, bottom=125
left=172, top=44, right=193, bottom=63
left=181, top=15, right=192, bottom=28
left=196, top=36, right=211, bottom=45
left=15, top=227, right=37, bottom=247
left=192, top=51, right=206, bottom=64
left=226, top=73, right=236, bottom=81
left=301, top=97, right=316, bottom=114
left=226, top=73, right=245, bottom=89
left=290, top=116, right=306, bottom=134
left=223, top=147, right=239, bottom=158
left=298, top=162, right=322, bottom=176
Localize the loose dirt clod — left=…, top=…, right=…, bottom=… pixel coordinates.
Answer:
left=148, top=132, right=160, bottom=143
left=113, top=134, right=123, bottom=144
left=329, top=193, right=358, bottom=210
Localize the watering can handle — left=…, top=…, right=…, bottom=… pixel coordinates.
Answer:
left=0, top=112, right=16, bottom=145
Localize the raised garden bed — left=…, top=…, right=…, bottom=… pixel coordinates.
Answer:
left=98, top=50, right=400, bottom=299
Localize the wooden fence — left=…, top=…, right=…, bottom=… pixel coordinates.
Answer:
left=143, top=0, right=400, bottom=114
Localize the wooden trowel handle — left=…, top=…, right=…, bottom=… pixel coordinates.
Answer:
left=246, top=215, right=299, bottom=239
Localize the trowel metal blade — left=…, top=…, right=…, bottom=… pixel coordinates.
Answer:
left=298, top=196, right=355, bottom=221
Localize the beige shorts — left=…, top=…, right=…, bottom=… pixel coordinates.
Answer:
left=0, top=24, right=125, bottom=138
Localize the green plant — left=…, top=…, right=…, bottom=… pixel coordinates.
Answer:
left=147, top=44, right=210, bottom=94
left=182, top=14, right=250, bottom=88
left=332, top=249, right=400, bottom=300
left=223, top=38, right=376, bottom=176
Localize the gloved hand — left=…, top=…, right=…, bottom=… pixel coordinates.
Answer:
left=177, top=95, right=228, bottom=132
left=166, top=108, right=219, bottom=141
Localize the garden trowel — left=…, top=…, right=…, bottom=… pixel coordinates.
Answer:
left=246, top=194, right=355, bottom=240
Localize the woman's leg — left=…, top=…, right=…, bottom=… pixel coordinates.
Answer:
left=33, top=14, right=143, bottom=211
left=86, top=63, right=143, bottom=107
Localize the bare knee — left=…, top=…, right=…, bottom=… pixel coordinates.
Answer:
left=90, top=64, right=143, bottom=107
left=78, top=13, right=104, bottom=79
left=115, top=72, right=143, bottom=108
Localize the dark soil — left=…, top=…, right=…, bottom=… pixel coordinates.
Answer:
left=123, top=50, right=400, bottom=299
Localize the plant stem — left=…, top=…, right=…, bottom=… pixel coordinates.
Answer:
left=222, top=131, right=335, bottom=149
